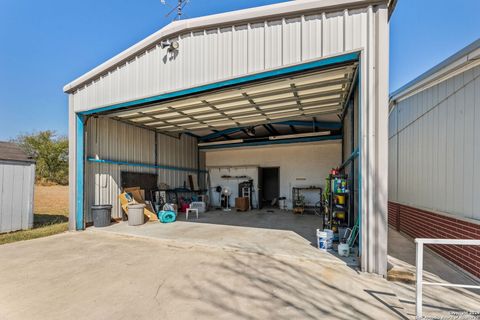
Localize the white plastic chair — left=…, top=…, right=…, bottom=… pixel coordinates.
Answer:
left=186, top=208, right=199, bottom=220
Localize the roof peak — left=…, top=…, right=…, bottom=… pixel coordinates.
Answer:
left=64, top=0, right=390, bottom=93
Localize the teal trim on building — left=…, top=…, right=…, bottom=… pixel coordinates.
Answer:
left=76, top=114, right=85, bottom=231
left=87, top=157, right=208, bottom=174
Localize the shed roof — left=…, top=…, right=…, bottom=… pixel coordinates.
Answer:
left=64, top=0, right=393, bottom=93
left=0, top=142, right=36, bottom=163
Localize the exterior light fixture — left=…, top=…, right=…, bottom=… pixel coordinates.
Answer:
left=160, top=40, right=179, bottom=51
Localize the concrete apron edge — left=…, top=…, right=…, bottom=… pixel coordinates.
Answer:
left=0, top=231, right=72, bottom=248
left=86, top=227, right=351, bottom=266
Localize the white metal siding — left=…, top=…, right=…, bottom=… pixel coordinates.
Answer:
left=85, top=117, right=199, bottom=220
left=389, top=65, right=480, bottom=221
left=0, top=161, right=35, bottom=233
left=71, top=8, right=373, bottom=113
left=388, top=135, right=397, bottom=202
left=156, top=132, right=199, bottom=190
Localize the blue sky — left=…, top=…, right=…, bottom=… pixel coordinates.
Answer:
left=0, top=0, right=479, bottom=140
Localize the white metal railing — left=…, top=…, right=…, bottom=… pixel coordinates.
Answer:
left=415, top=238, right=480, bottom=319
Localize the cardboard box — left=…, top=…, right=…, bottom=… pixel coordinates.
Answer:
left=235, top=197, right=249, bottom=211
left=118, top=190, right=158, bottom=222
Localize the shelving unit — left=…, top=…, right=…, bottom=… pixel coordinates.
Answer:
left=292, top=186, right=323, bottom=214
left=325, top=174, right=350, bottom=236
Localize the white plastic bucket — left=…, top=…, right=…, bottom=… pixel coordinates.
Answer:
left=317, top=229, right=332, bottom=251
left=322, top=229, right=334, bottom=249
left=323, top=229, right=334, bottom=240
left=127, top=204, right=146, bottom=226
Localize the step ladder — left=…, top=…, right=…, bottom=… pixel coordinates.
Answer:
left=241, top=187, right=251, bottom=210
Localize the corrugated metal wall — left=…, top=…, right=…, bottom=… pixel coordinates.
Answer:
left=389, top=65, right=480, bottom=221
left=156, top=132, right=199, bottom=189
left=72, top=8, right=371, bottom=113
left=85, top=117, right=200, bottom=220
left=0, top=161, right=35, bottom=233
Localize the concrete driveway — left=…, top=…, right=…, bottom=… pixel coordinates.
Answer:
left=0, top=231, right=404, bottom=320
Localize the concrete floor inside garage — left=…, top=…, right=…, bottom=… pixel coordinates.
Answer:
left=89, top=209, right=359, bottom=266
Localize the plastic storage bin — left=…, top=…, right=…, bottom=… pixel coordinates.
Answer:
left=127, top=204, right=146, bottom=226
left=91, top=205, right=112, bottom=228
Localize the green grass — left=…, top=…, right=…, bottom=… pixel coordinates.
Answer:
left=0, top=214, right=69, bottom=245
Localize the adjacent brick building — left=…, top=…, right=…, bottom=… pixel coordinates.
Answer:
left=389, top=39, right=480, bottom=278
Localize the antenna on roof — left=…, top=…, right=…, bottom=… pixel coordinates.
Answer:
left=161, top=0, right=190, bottom=20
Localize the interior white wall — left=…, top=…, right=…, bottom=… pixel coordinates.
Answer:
left=205, top=141, right=342, bottom=209
left=208, top=167, right=259, bottom=208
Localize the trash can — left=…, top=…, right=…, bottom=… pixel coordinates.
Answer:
left=127, top=204, right=146, bottom=226
left=91, top=205, right=112, bottom=228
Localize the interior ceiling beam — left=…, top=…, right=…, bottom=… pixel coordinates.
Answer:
left=275, top=120, right=341, bottom=130
left=290, top=83, right=304, bottom=113
left=313, top=117, right=318, bottom=132
left=114, top=111, right=184, bottom=131
left=212, top=129, right=233, bottom=140
left=149, top=99, right=342, bottom=129
left=199, top=134, right=341, bottom=150
left=265, top=123, right=280, bottom=135
left=242, top=92, right=272, bottom=122
left=110, top=65, right=354, bottom=119
left=106, top=63, right=358, bottom=135
left=201, top=100, right=241, bottom=127
left=165, top=105, right=216, bottom=130
left=199, top=127, right=245, bottom=141
left=163, top=107, right=343, bottom=133
left=115, top=77, right=351, bottom=121
left=263, top=124, right=275, bottom=135
left=128, top=88, right=345, bottom=125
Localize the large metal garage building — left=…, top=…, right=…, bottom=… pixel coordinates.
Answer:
left=65, top=0, right=394, bottom=275
left=389, top=39, right=480, bottom=278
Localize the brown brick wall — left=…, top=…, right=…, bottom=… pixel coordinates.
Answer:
left=388, top=201, right=399, bottom=231
left=388, top=201, right=480, bottom=278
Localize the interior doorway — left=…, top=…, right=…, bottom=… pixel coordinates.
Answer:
left=258, top=167, right=280, bottom=209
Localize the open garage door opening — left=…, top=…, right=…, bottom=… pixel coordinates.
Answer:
left=77, top=57, right=362, bottom=266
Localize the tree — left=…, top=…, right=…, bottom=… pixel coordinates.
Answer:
left=13, top=131, right=68, bottom=185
